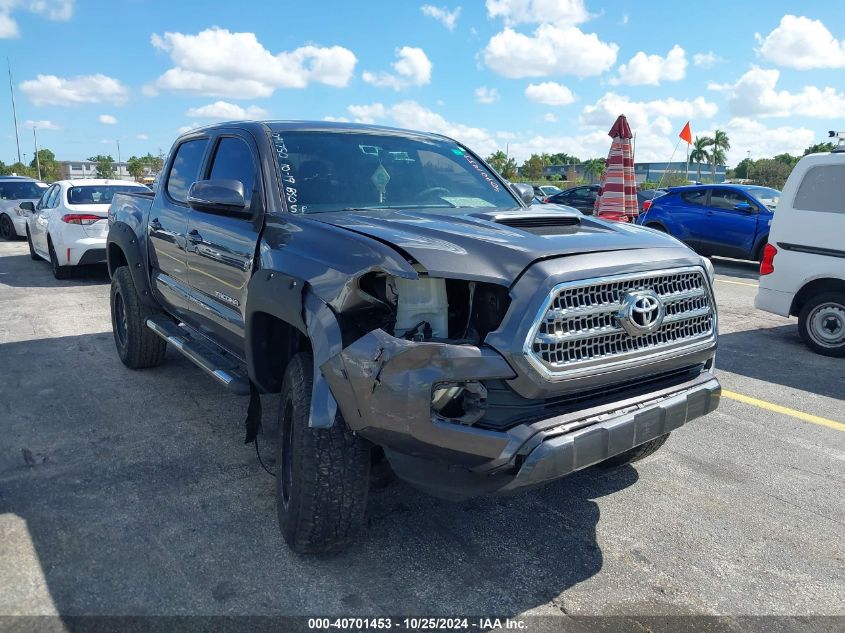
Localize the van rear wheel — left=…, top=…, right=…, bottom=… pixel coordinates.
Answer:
left=798, top=292, right=845, bottom=357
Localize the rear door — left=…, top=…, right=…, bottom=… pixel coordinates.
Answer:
left=662, top=189, right=710, bottom=250
left=149, top=136, right=210, bottom=321
left=185, top=131, right=264, bottom=355
left=700, top=188, right=760, bottom=258
left=570, top=186, right=599, bottom=214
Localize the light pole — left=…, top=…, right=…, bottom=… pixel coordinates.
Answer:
left=116, top=139, right=122, bottom=179
left=33, top=126, right=41, bottom=180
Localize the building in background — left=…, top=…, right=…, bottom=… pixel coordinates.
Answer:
left=634, top=161, right=725, bottom=184
left=59, top=161, right=155, bottom=182
left=541, top=161, right=726, bottom=184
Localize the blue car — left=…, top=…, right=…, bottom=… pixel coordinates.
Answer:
left=636, top=184, right=781, bottom=262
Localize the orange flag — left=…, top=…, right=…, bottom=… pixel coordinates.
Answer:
left=679, top=121, right=692, bottom=144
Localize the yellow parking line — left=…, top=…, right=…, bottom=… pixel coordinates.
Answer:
left=722, top=389, right=845, bottom=432
left=715, top=278, right=758, bottom=287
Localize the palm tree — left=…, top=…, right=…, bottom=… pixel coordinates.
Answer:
left=709, top=130, right=730, bottom=181
left=689, top=136, right=710, bottom=181
left=583, top=158, right=606, bottom=183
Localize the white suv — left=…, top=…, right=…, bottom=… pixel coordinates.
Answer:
left=755, top=143, right=845, bottom=357
left=22, top=179, right=150, bottom=279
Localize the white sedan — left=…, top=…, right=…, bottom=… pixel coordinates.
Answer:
left=24, top=179, right=150, bottom=279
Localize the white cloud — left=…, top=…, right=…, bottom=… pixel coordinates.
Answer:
left=709, top=67, right=845, bottom=118
left=98, top=114, right=117, bottom=125
left=699, top=118, right=816, bottom=165
left=177, top=123, right=201, bottom=134
left=756, top=15, right=845, bottom=70
left=581, top=92, right=718, bottom=130
left=483, top=24, right=618, bottom=78
left=485, top=0, right=589, bottom=26
left=693, top=51, right=722, bottom=68
left=347, top=103, right=387, bottom=124
left=20, top=74, right=128, bottom=106
left=362, top=46, right=432, bottom=90
left=23, top=119, right=61, bottom=130
left=525, top=81, right=575, bottom=106
left=151, top=27, right=357, bottom=98
left=611, top=45, right=687, bottom=86
left=420, top=4, right=461, bottom=31
left=186, top=101, right=268, bottom=119
left=0, top=0, right=73, bottom=38
left=136, top=133, right=149, bottom=140
left=474, top=86, right=499, bottom=104
left=543, top=113, right=558, bottom=123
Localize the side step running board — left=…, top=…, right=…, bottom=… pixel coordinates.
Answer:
left=145, top=316, right=250, bottom=396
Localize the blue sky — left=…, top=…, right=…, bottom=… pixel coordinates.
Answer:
left=2, top=0, right=844, bottom=167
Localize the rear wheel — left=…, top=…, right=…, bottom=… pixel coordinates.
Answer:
left=798, top=292, right=845, bottom=357
left=48, top=239, right=73, bottom=279
left=0, top=214, right=15, bottom=240
left=110, top=266, right=167, bottom=368
left=276, top=352, right=371, bottom=554
left=25, top=227, right=39, bottom=260
left=599, top=434, right=670, bottom=468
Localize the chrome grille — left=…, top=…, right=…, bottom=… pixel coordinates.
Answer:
left=525, top=267, right=716, bottom=378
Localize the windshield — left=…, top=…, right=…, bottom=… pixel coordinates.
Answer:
left=742, top=186, right=780, bottom=209
left=269, top=130, right=518, bottom=214
left=66, top=184, right=148, bottom=205
left=0, top=181, right=45, bottom=200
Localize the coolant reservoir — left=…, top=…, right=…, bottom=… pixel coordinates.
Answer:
left=393, top=277, right=449, bottom=339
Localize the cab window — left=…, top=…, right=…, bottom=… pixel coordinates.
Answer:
left=207, top=137, right=257, bottom=203
left=794, top=165, right=845, bottom=214
left=709, top=190, right=751, bottom=211
left=166, top=139, right=209, bottom=204
left=680, top=190, right=708, bottom=206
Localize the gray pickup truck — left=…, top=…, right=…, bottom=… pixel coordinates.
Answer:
left=106, top=121, right=720, bottom=553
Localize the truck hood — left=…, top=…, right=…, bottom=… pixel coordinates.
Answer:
left=306, top=206, right=686, bottom=285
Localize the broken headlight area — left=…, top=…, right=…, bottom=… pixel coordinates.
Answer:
left=350, top=273, right=511, bottom=345
left=431, top=380, right=487, bottom=426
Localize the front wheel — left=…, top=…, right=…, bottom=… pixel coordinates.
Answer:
left=0, top=214, right=16, bottom=241
left=598, top=434, right=670, bottom=468
left=26, top=227, right=39, bottom=260
left=110, top=266, right=167, bottom=368
left=798, top=292, right=845, bottom=357
left=276, top=352, right=371, bottom=554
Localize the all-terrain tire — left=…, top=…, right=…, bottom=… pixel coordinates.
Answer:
left=276, top=352, right=371, bottom=554
left=25, top=227, right=39, bottom=260
left=110, top=266, right=167, bottom=369
left=48, top=238, right=73, bottom=279
left=599, top=433, right=670, bottom=468
left=798, top=291, right=845, bottom=357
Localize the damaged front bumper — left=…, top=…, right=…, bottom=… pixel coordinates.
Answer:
left=322, top=329, right=721, bottom=500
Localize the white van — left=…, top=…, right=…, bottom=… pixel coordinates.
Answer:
left=755, top=139, right=845, bottom=357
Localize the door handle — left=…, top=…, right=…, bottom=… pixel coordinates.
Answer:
left=150, top=218, right=162, bottom=231
left=706, top=211, right=714, bottom=216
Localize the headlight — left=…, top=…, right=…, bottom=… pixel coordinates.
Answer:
left=701, top=257, right=715, bottom=284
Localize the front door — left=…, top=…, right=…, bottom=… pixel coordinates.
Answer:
left=185, top=133, right=263, bottom=355
left=700, top=188, right=759, bottom=258
left=149, top=136, right=210, bottom=321
left=31, top=184, right=60, bottom=255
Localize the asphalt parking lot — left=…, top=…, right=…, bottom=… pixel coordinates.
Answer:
left=0, top=239, right=843, bottom=623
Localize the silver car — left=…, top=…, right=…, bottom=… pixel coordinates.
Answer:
left=0, top=176, right=48, bottom=240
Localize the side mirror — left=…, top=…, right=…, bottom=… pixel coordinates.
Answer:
left=734, top=201, right=754, bottom=213
left=19, top=201, right=35, bottom=212
left=187, top=179, right=247, bottom=215
left=510, top=183, right=535, bottom=206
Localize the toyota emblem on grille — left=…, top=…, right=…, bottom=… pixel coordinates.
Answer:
left=618, top=290, right=664, bottom=336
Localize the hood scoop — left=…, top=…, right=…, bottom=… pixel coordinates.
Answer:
left=494, top=214, right=581, bottom=235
